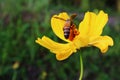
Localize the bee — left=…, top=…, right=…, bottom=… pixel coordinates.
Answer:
left=54, top=13, right=79, bottom=41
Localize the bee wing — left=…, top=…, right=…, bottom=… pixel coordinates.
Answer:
left=70, top=13, right=77, bottom=20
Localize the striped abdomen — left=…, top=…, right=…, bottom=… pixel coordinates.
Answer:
left=63, top=27, right=70, bottom=39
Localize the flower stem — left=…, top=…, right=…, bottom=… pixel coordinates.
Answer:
left=79, top=53, right=83, bottom=80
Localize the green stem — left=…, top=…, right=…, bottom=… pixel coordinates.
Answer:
left=12, top=70, right=17, bottom=80
left=79, top=53, right=83, bottom=80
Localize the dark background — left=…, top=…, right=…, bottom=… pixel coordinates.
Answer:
left=0, top=0, right=120, bottom=80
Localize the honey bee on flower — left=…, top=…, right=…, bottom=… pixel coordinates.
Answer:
left=36, top=10, right=113, bottom=61
left=54, top=13, right=79, bottom=41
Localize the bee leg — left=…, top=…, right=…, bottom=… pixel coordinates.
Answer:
left=73, top=26, right=79, bottom=35
left=71, top=24, right=79, bottom=35
left=74, top=29, right=80, bottom=35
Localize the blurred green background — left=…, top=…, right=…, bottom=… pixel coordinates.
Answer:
left=0, top=0, right=120, bottom=80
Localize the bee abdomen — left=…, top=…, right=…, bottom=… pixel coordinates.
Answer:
left=63, top=27, right=70, bottom=39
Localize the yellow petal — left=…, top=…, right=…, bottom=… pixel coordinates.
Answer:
left=73, top=35, right=89, bottom=49
left=89, top=36, right=114, bottom=53
left=35, top=36, right=77, bottom=60
left=51, top=12, right=70, bottom=42
left=79, top=10, right=108, bottom=40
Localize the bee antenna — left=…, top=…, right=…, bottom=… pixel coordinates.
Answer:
left=53, top=17, right=66, bottom=21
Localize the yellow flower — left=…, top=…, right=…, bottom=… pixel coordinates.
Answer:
left=36, top=10, right=113, bottom=61
left=12, top=61, right=20, bottom=69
